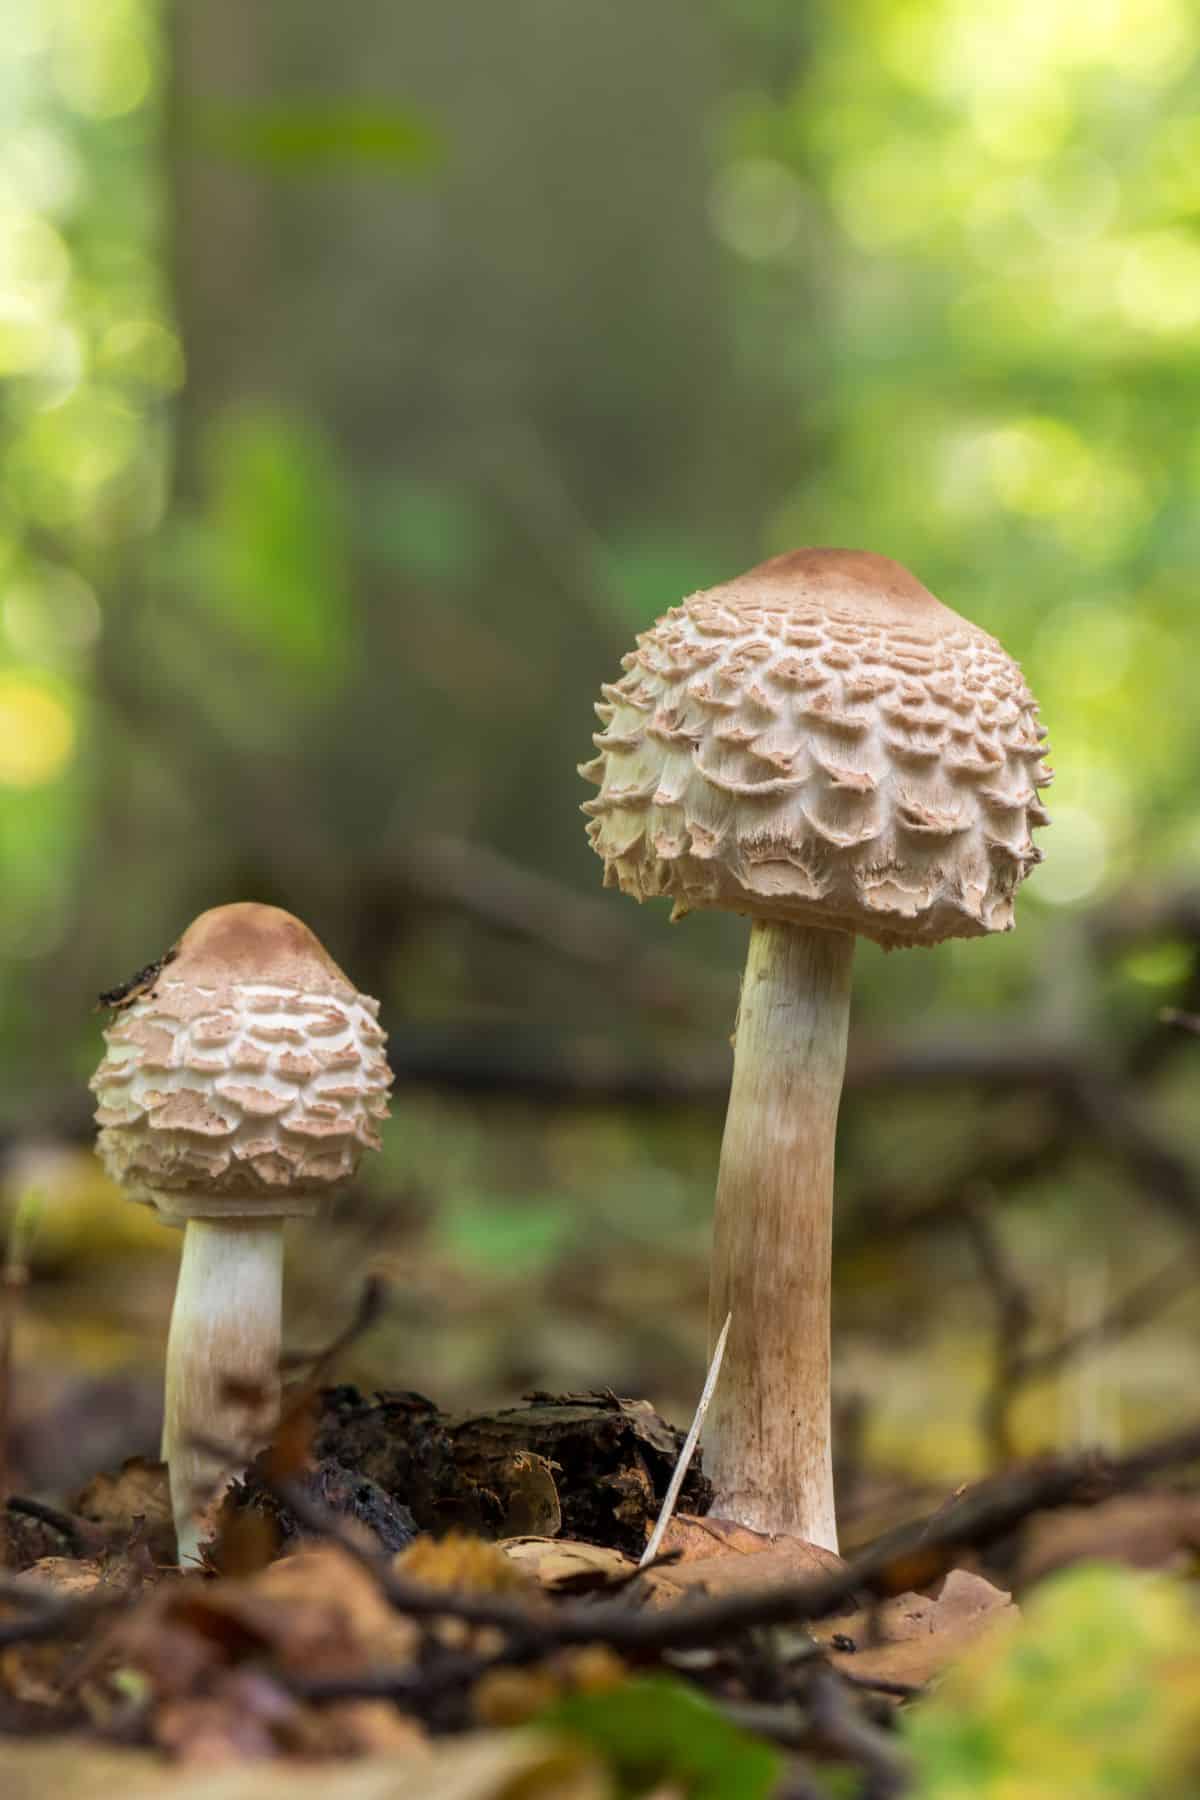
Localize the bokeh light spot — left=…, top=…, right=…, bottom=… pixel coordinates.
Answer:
left=1117, top=233, right=1200, bottom=335
left=1034, top=805, right=1109, bottom=906
left=4, top=565, right=101, bottom=662
left=0, top=673, right=76, bottom=786
left=709, top=158, right=805, bottom=261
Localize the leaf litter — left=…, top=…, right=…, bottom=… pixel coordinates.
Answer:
left=5, top=1300, right=1200, bottom=1795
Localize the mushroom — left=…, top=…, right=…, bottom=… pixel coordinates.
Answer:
left=580, top=550, right=1051, bottom=1549
left=90, top=903, right=392, bottom=1563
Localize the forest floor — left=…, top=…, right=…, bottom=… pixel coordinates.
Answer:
left=4, top=1101, right=1200, bottom=1795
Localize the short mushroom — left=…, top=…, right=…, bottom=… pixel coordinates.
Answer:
left=90, top=903, right=392, bottom=1563
left=580, top=550, right=1051, bottom=1550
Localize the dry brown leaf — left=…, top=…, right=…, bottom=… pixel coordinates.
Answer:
left=318, top=1701, right=430, bottom=1757
left=75, top=1457, right=172, bottom=1530
left=396, top=1532, right=535, bottom=1597
left=2, top=1639, right=81, bottom=1708
left=0, top=1730, right=610, bottom=1800
left=154, top=1671, right=299, bottom=1765
left=641, top=1524, right=843, bottom=1609
left=815, top=1568, right=1017, bottom=1688
left=117, top=1544, right=419, bottom=1703
left=151, top=1665, right=431, bottom=1766
left=655, top=1513, right=841, bottom=1566
left=23, top=1545, right=159, bottom=1601
left=0, top=1553, right=154, bottom=1713
left=475, top=1647, right=627, bottom=1728
left=74, top=1457, right=175, bottom=1559
left=1016, top=1492, right=1200, bottom=1586
left=251, top=1543, right=418, bottom=1660
left=500, top=1536, right=636, bottom=1593
left=15, top=1555, right=108, bottom=1599
left=495, top=1452, right=562, bottom=1537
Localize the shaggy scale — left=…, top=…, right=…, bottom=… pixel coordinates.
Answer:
left=580, top=550, right=1052, bottom=948
left=92, top=961, right=390, bottom=1219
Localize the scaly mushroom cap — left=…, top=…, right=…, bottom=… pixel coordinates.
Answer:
left=91, top=904, right=392, bottom=1223
left=579, top=550, right=1052, bottom=949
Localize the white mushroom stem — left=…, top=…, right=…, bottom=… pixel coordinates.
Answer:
left=705, top=920, right=855, bottom=1551
left=163, top=1217, right=284, bottom=1565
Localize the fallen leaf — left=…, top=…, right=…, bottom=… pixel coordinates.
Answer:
left=655, top=1514, right=841, bottom=1567
left=495, top=1452, right=562, bottom=1537
left=318, top=1700, right=430, bottom=1757
left=500, top=1537, right=637, bottom=1594
left=154, top=1671, right=298, bottom=1765
left=475, top=1647, right=627, bottom=1728
left=542, top=1674, right=780, bottom=1800
left=253, top=1542, right=418, bottom=1658
left=15, top=1555, right=108, bottom=1599
left=151, top=1666, right=431, bottom=1765
left=0, top=1552, right=153, bottom=1714
left=815, top=1569, right=1017, bottom=1688
left=642, top=1525, right=842, bottom=1609
left=396, top=1532, right=536, bottom=1597
left=116, top=1544, right=419, bottom=1705
left=75, top=1458, right=175, bottom=1560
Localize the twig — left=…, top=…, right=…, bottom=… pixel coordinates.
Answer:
left=0, top=1603, right=108, bottom=1650
left=395, top=833, right=729, bottom=1024
left=806, top=1668, right=910, bottom=1798
left=0, top=1191, right=39, bottom=1512
left=280, top=1274, right=391, bottom=1379
left=840, top=1671, right=924, bottom=1700
left=5, top=1496, right=95, bottom=1556
left=641, top=1311, right=731, bottom=1567
left=720, top=1698, right=821, bottom=1755
left=773, top=1771, right=840, bottom=1800
left=962, top=1187, right=1200, bottom=1463
left=0, top=1574, right=128, bottom=1648
left=0, top=1570, right=77, bottom=1610
left=958, top=1197, right=1036, bottom=1466
left=290, top=1648, right=499, bottom=1707
left=271, top=1418, right=1200, bottom=1665
left=1014, top=1258, right=1197, bottom=1389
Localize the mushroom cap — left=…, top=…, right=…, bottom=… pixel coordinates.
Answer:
left=579, top=550, right=1052, bottom=949
left=90, top=904, right=392, bottom=1224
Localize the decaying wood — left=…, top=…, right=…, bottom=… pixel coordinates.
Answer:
left=309, top=1388, right=709, bottom=1557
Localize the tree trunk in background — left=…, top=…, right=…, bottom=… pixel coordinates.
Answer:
left=149, top=0, right=817, bottom=1013
left=166, top=2, right=274, bottom=501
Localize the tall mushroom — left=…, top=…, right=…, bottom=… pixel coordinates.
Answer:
left=580, top=550, right=1051, bottom=1549
left=90, top=903, right=392, bottom=1563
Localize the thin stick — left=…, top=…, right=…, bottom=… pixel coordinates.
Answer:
left=0, top=1190, right=39, bottom=1512
left=640, top=1311, right=732, bottom=1568
left=272, top=1415, right=1200, bottom=1658
left=5, top=1496, right=94, bottom=1556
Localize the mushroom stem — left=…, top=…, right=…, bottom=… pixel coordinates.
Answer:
left=162, top=1216, right=284, bottom=1565
left=706, top=920, right=854, bottom=1551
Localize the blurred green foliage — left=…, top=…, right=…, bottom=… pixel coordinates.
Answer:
left=2, top=0, right=1198, bottom=1026
left=194, top=408, right=352, bottom=681
left=0, top=0, right=168, bottom=970
left=774, top=0, right=1200, bottom=905
left=192, top=100, right=441, bottom=173
left=907, top=1564, right=1200, bottom=1795
left=542, top=1675, right=781, bottom=1800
